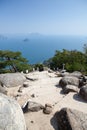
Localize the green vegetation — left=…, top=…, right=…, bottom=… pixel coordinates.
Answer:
left=0, top=50, right=32, bottom=73
left=34, top=63, right=44, bottom=71
left=44, top=44, right=87, bottom=74
left=1, top=44, right=87, bottom=74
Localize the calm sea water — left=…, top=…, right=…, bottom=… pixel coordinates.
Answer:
left=0, top=35, right=87, bottom=64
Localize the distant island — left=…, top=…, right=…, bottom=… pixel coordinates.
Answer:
left=0, top=35, right=7, bottom=40
left=23, top=38, right=30, bottom=42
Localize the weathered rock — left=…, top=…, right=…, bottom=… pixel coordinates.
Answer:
left=63, top=85, right=79, bottom=94
left=70, top=71, right=82, bottom=78
left=22, top=100, right=44, bottom=113
left=0, top=73, right=26, bottom=88
left=56, top=108, right=87, bottom=130
left=0, top=93, right=26, bottom=130
left=43, top=103, right=52, bottom=114
left=59, top=76, right=79, bottom=88
left=79, top=85, right=87, bottom=101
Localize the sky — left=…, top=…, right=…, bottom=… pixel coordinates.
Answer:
left=0, top=0, right=87, bottom=35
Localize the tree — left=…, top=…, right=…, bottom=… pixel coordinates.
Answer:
left=0, top=50, right=32, bottom=73
left=44, top=49, right=87, bottom=73
left=34, top=63, right=44, bottom=71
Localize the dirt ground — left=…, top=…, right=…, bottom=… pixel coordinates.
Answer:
left=8, top=71, right=87, bottom=130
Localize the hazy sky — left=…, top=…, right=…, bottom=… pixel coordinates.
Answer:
left=0, top=0, right=87, bottom=35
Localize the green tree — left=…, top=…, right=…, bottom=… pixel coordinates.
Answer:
left=44, top=49, right=87, bottom=73
left=0, top=50, right=32, bottom=73
left=34, top=63, right=44, bottom=71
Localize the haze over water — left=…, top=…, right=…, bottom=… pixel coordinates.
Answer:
left=0, top=34, right=87, bottom=64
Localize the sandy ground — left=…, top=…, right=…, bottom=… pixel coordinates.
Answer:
left=8, top=71, right=87, bottom=130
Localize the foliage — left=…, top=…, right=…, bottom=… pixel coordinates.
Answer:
left=44, top=49, right=87, bottom=74
left=0, top=50, right=32, bottom=73
left=34, top=63, right=44, bottom=71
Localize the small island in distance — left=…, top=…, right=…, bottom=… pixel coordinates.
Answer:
left=0, top=35, right=7, bottom=40
left=23, top=38, right=30, bottom=42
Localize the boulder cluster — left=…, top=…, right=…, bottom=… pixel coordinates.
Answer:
left=0, top=71, right=86, bottom=130
left=59, top=71, right=87, bottom=101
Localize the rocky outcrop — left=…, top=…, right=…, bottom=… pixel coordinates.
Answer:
left=0, top=73, right=26, bottom=87
left=59, top=76, right=79, bottom=88
left=56, top=108, right=87, bottom=130
left=0, top=93, right=26, bottom=130
left=22, top=100, right=44, bottom=113
left=79, top=85, right=87, bottom=101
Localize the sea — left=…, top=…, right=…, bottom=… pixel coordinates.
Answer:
left=0, top=34, right=87, bottom=64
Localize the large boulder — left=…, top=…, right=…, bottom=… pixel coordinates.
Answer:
left=59, top=76, right=79, bottom=88
left=79, top=85, right=87, bottom=101
left=0, top=73, right=26, bottom=88
left=0, top=93, right=26, bottom=130
left=56, top=108, right=87, bottom=130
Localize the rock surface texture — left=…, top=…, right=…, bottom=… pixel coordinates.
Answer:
left=79, top=85, right=87, bottom=101
left=59, top=76, right=79, bottom=88
left=0, top=73, right=26, bottom=87
left=0, top=93, right=26, bottom=130
left=56, top=108, right=87, bottom=130
left=22, top=100, right=44, bottom=113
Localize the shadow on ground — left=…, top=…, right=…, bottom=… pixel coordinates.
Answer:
left=73, top=94, right=87, bottom=103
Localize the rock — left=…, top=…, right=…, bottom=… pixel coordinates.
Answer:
left=59, top=76, right=79, bottom=88
left=23, top=82, right=29, bottom=87
left=22, top=100, right=44, bottom=113
left=43, top=103, right=52, bottom=114
left=60, top=72, right=70, bottom=77
left=79, top=85, right=87, bottom=101
left=0, top=93, right=26, bottom=130
left=84, top=76, right=87, bottom=81
left=31, top=94, right=35, bottom=98
left=70, top=71, right=82, bottom=78
left=48, top=69, right=54, bottom=73
left=63, top=85, right=79, bottom=94
left=31, top=121, right=34, bottom=123
left=0, top=73, right=26, bottom=88
left=45, top=103, right=52, bottom=108
left=56, top=108, right=87, bottom=130
left=79, top=78, right=86, bottom=88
